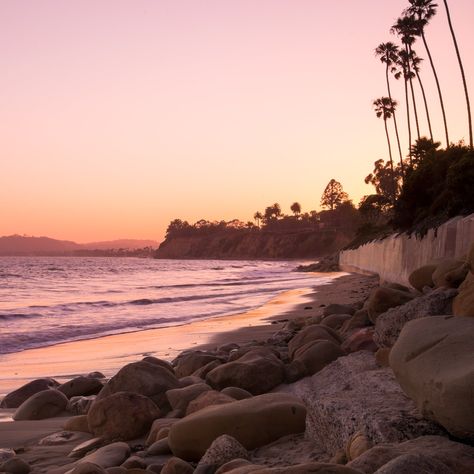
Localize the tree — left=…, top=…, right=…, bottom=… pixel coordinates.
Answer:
left=290, top=202, right=302, bottom=217
left=373, top=97, right=398, bottom=201
left=253, top=211, right=263, bottom=227
left=320, top=179, right=348, bottom=210
left=264, top=203, right=281, bottom=222
left=375, top=42, right=404, bottom=167
left=410, top=137, right=441, bottom=166
left=404, top=0, right=450, bottom=147
left=442, top=0, right=472, bottom=149
left=359, top=194, right=392, bottom=224
left=365, top=159, right=403, bottom=202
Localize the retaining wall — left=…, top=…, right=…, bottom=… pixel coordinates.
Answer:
left=339, top=214, right=474, bottom=285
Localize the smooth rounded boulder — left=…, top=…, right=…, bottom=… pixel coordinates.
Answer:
left=288, top=324, right=341, bottom=359
left=168, top=393, right=306, bottom=461
left=13, top=389, right=68, bottom=420
left=432, top=259, right=466, bottom=288
left=87, top=391, right=160, bottom=440
left=292, top=339, right=344, bottom=375
left=390, top=316, right=474, bottom=440
left=59, top=376, right=103, bottom=398
left=408, top=264, right=437, bottom=291
left=0, top=378, right=59, bottom=409
left=366, top=287, right=415, bottom=323
left=453, top=272, right=474, bottom=317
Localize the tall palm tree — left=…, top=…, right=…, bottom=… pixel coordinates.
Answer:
left=392, top=16, right=421, bottom=142
left=290, top=202, right=301, bottom=217
left=404, top=0, right=450, bottom=147
left=373, top=97, right=398, bottom=202
left=375, top=42, right=404, bottom=168
left=442, top=0, right=472, bottom=149
left=253, top=211, right=263, bottom=228
left=410, top=50, right=433, bottom=140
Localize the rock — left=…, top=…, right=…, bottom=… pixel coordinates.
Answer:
left=173, top=352, right=225, bottom=378
left=146, top=418, right=179, bottom=445
left=215, top=459, right=254, bottom=474
left=227, top=346, right=279, bottom=363
left=374, top=348, right=390, bottom=367
left=292, top=340, right=344, bottom=376
left=432, top=259, right=466, bottom=288
left=0, top=449, right=16, bottom=463
left=283, top=360, right=308, bottom=383
left=408, top=265, right=437, bottom=291
left=70, top=463, right=107, bottom=474
left=373, top=288, right=457, bottom=348
left=278, top=352, right=443, bottom=456
left=195, top=435, right=249, bottom=473
left=0, top=378, right=59, bottom=408
left=178, top=375, right=203, bottom=387
left=0, top=457, right=31, bottom=474
left=389, top=315, right=474, bottom=440
left=193, top=360, right=223, bottom=379
left=165, top=383, right=212, bottom=412
left=323, top=304, right=355, bottom=317
left=68, top=395, right=96, bottom=415
left=59, top=376, right=103, bottom=398
left=38, top=430, right=84, bottom=446
left=186, top=390, right=235, bottom=416
left=142, top=356, right=175, bottom=374
left=161, top=457, right=193, bottom=474
left=366, top=287, right=415, bottom=324
left=105, top=468, right=127, bottom=474
left=148, top=437, right=172, bottom=455
left=168, top=393, right=306, bottom=461
left=340, top=310, right=371, bottom=335
left=444, top=263, right=469, bottom=288
left=220, top=387, right=252, bottom=400
left=79, top=442, right=130, bottom=468
left=13, top=389, right=68, bottom=420
left=121, top=456, right=147, bottom=469
left=206, top=350, right=284, bottom=395
left=373, top=453, right=454, bottom=473
left=453, top=272, right=474, bottom=317
left=64, top=415, right=91, bottom=433
left=220, top=463, right=363, bottom=473
left=95, top=361, right=180, bottom=409
left=87, top=371, right=105, bottom=379
left=322, top=314, right=353, bottom=330
left=347, top=435, right=474, bottom=474
left=341, top=328, right=377, bottom=353
left=69, top=437, right=104, bottom=458
left=288, top=325, right=341, bottom=359
left=87, top=391, right=160, bottom=440
left=345, top=432, right=372, bottom=461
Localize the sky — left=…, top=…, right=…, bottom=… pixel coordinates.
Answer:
left=1, top=0, right=473, bottom=243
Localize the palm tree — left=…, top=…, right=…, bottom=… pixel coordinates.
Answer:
left=392, top=16, right=421, bottom=142
left=404, top=0, right=450, bottom=147
left=253, top=211, right=263, bottom=228
left=290, top=202, right=301, bottom=217
left=410, top=50, right=433, bottom=140
left=442, top=0, right=472, bottom=149
left=375, top=42, right=404, bottom=167
left=373, top=97, right=398, bottom=203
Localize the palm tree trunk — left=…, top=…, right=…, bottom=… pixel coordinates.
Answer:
left=404, top=78, right=413, bottom=164
left=386, top=64, right=404, bottom=173
left=406, top=45, right=420, bottom=141
left=384, top=118, right=396, bottom=204
left=414, top=67, right=434, bottom=141
left=421, top=31, right=450, bottom=147
left=443, top=0, right=473, bottom=149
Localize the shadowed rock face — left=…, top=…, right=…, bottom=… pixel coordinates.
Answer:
left=390, top=315, right=474, bottom=441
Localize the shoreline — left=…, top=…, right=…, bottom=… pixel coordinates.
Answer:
left=0, top=272, right=373, bottom=397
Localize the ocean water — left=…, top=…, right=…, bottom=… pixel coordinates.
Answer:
left=0, top=257, right=331, bottom=355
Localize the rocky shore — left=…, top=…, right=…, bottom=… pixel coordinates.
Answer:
left=1, top=247, right=474, bottom=474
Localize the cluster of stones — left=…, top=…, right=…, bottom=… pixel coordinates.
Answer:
left=1, top=245, right=474, bottom=473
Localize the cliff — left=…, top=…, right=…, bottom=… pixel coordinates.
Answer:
left=155, top=229, right=351, bottom=260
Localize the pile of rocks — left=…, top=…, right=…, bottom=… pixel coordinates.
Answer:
left=2, top=245, right=474, bottom=473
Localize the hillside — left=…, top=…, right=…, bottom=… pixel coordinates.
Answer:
left=154, top=229, right=351, bottom=260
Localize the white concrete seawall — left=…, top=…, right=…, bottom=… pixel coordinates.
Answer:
left=339, top=214, right=474, bottom=285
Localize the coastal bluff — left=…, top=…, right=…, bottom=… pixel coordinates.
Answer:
left=340, top=213, right=474, bottom=285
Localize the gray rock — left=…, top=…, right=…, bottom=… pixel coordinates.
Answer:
left=278, top=352, right=443, bottom=456
left=373, top=288, right=457, bottom=348
left=196, top=435, right=249, bottom=472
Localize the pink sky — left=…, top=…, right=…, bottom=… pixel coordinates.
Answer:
left=1, top=0, right=473, bottom=242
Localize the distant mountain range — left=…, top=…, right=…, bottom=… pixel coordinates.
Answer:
left=0, top=235, right=158, bottom=256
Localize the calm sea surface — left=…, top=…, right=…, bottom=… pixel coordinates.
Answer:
left=0, top=257, right=331, bottom=355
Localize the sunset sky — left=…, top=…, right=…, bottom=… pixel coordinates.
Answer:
left=1, top=0, right=473, bottom=243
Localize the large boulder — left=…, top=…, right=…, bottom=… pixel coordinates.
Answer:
left=292, top=340, right=344, bottom=376
left=453, top=272, right=474, bottom=317
left=165, top=383, right=212, bottom=412
left=373, top=288, right=457, bottom=348
left=87, top=391, right=160, bottom=440
left=58, top=376, right=103, bottom=398
left=186, top=390, right=235, bottom=415
left=168, top=393, right=306, bottom=461
left=366, top=287, right=415, bottom=323
left=408, top=265, right=437, bottom=292
left=13, top=389, right=68, bottom=420
left=0, top=378, right=59, bottom=408
left=95, top=361, right=180, bottom=408
left=288, top=325, right=341, bottom=359
left=195, top=435, right=249, bottom=473
left=278, top=352, right=443, bottom=456
left=348, top=436, right=474, bottom=474
left=390, top=315, right=474, bottom=440
left=432, top=259, right=466, bottom=288
left=323, top=304, right=355, bottom=317
left=173, top=351, right=226, bottom=378
left=206, top=350, right=284, bottom=395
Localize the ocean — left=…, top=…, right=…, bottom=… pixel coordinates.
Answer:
left=0, top=257, right=331, bottom=355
